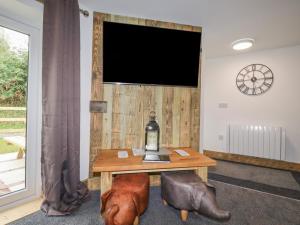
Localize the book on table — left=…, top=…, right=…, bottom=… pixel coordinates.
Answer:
left=143, top=154, right=170, bottom=163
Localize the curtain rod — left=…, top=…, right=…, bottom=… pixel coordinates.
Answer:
left=36, top=0, right=89, bottom=17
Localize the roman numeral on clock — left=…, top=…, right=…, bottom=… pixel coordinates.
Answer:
left=263, top=70, right=271, bottom=75
left=263, top=82, right=271, bottom=88
left=259, top=87, right=264, bottom=93
left=238, top=84, right=246, bottom=90
left=244, top=67, right=251, bottom=73
left=243, top=87, right=250, bottom=93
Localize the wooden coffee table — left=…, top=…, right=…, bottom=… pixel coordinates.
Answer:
left=93, top=147, right=216, bottom=194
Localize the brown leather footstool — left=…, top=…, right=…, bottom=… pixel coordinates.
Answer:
left=101, top=173, right=149, bottom=225
left=161, top=171, right=230, bottom=222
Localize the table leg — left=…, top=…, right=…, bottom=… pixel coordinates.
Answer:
left=195, top=167, right=208, bottom=182
left=100, top=172, right=112, bottom=194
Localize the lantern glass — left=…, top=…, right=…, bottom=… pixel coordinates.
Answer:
left=145, top=111, right=160, bottom=151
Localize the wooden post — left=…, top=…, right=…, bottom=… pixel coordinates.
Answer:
left=162, top=199, right=168, bottom=206
left=180, top=210, right=189, bottom=221
left=133, top=216, right=139, bottom=225
left=100, top=172, right=112, bottom=194
left=195, top=167, right=208, bottom=182
left=17, top=148, right=25, bottom=159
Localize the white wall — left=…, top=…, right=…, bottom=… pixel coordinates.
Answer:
left=79, top=4, right=93, bottom=180
left=203, top=45, right=300, bottom=163
left=0, top=0, right=43, bottom=28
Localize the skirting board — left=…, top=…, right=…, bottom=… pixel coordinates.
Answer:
left=204, top=150, right=300, bottom=172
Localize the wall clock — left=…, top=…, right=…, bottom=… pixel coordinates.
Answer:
left=236, top=63, right=274, bottom=96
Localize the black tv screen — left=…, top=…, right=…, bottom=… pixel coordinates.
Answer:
left=103, top=21, right=201, bottom=87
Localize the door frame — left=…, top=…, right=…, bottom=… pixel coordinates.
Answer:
left=0, top=14, right=42, bottom=210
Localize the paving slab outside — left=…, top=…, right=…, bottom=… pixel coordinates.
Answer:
left=0, top=135, right=25, bottom=197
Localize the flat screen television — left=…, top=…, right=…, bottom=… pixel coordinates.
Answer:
left=103, top=21, right=201, bottom=87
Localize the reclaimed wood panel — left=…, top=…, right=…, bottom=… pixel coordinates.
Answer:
left=179, top=88, right=191, bottom=147
left=89, top=13, right=105, bottom=176
left=172, top=88, right=181, bottom=147
left=90, top=12, right=202, bottom=179
left=161, top=87, right=174, bottom=146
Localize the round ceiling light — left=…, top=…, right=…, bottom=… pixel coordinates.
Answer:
left=231, top=38, right=254, bottom=50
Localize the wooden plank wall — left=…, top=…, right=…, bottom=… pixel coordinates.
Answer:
left=90, top=12, right=202, bottom=178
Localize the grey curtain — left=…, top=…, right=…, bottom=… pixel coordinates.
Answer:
left=41, top=0, right=89, bottom=216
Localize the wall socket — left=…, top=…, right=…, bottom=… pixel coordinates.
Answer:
left=90, top=101, right=107, bottom=113
left=218, top=135, right=224, bottom=141
left=218, top=103, right=228, bottom=109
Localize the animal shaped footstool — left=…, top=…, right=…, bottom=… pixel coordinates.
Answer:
left=101, top=173, right=149, bottom=225
left=161, top=170, right=230, bottom=222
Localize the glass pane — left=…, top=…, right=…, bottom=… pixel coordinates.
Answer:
left=0, top=26, right=28, bottom=197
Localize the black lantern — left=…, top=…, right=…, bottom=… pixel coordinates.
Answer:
left=145, top=111, right=160, bottom=151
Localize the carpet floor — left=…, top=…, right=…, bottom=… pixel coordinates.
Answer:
left=9, top=181, right=300, bottom=225
left=208, top=160, right=300, bottom=200
left=209, top=160, right=300, bottom=190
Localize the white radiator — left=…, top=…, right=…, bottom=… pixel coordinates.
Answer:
left=226, top=124, right=286, bottom=160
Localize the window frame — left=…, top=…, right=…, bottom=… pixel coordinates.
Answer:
left=0, top=14, right=42, bottom=210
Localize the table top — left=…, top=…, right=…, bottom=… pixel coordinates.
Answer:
left=93, top=147, right=216, bottom=173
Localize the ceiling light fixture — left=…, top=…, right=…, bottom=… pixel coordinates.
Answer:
left=231, top=38, right=254, bottom=51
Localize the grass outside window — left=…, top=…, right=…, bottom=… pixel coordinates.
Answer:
left=0, top=110, right=26, bottom=118
left=0, top=138, right=20, bottom=154
left=0, top=122, right=25, bottom=130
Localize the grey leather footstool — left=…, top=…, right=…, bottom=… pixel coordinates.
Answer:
left=161, top=170, right=231, bottom=222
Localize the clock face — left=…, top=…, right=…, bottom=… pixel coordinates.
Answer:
left=236, top=64, right=274, bottom=96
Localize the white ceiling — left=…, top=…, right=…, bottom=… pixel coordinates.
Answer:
left=79, top=0, right=300, bottom=58
left=0, top=0, right=43, bottom=28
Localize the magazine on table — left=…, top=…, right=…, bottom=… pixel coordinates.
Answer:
left=143, top=153, right=170, bottom=163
